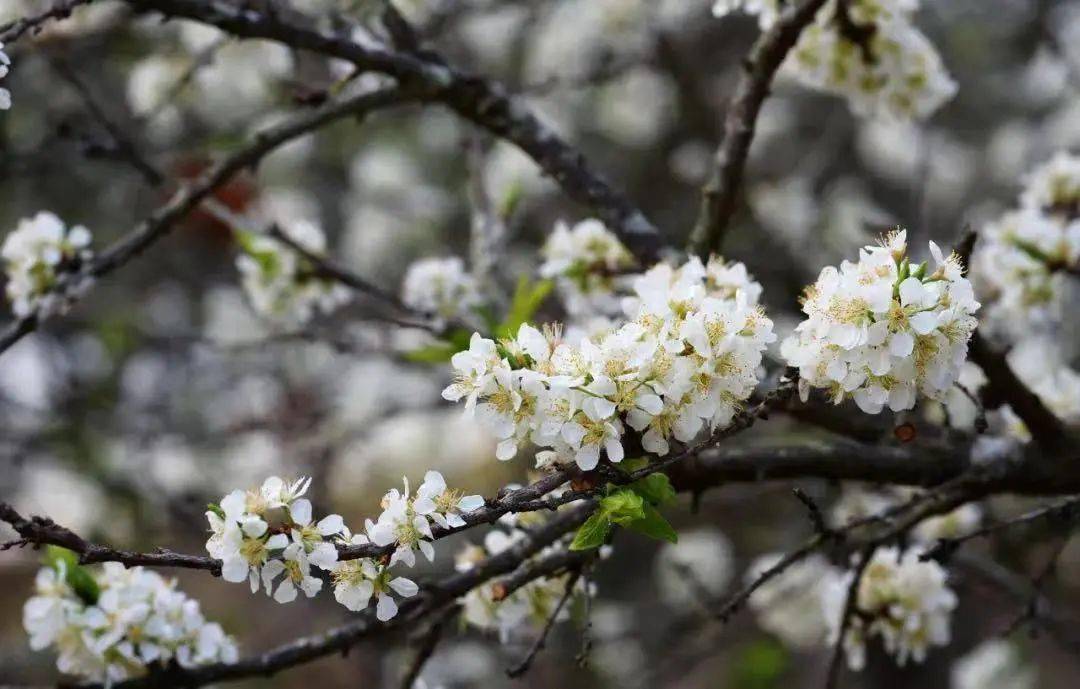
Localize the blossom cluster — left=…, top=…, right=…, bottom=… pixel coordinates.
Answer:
left=714, top=0, right=957, bottom=121
left=781, top=229, right=979, bottom=414
left=207, top=473, right=482, bottom=621
left=539, top=219, right=636, bottom=318
left=401, top=256, right=483, bottom=325
left=235, top=220, right=351, bottom=328
left=0, top=42, right=10, bottom=110
left=972, top=152, right=1080, bottom=340
left=455, top=511, right=591, bottom=643
left=823, top=546, right=957, bottom=671
left=23, top=558, right=238, bottom=684
left=443, top=254, right=775, bottom=470
left=2, top=211, right=94, bottom=318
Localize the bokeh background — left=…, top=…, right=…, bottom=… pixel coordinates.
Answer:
left=2, top=0, right=1080, bottom=687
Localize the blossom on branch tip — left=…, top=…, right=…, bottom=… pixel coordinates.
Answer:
left=206, top=476, right=345, bottom=601
left=2, top=212, right=94, bottom=319
left=401, top=256, right=483, bottom=324
left=781, top=229, right=979, bottom=414
left=444, top=256, right=775, bottom=470
left=235, top=220, right=350, bottom=328
left=823, top=546, right=956, bottom=670
left=714, top=0, right=956, bottom=121
left=366, top=472, right=483, bottom=567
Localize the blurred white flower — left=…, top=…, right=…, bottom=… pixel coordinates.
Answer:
left=951, top=640, right=1036, bottom=689
left=717, top=0, right=956, bottom=121
left=823, top=546, right=957, bottom=670
left=655, top=528, right=734, bottom=610
left=24, top=560, right=238, bottom=683
left=401, top=256, right=483, bottom=324
left=746, top=552, right=840, bottom=649
left=2, top=212, right=94, bottom=319
left=0, top=42, right=11, bottom=110
left=236, top=219, right=351, bottom=328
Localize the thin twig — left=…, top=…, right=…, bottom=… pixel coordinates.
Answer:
left=687, top=0, right=829, bottom=258
left=124, top=0, right=664, bottom=261
left=0, top=86, right=422, bottom=356
left=0, top=0, right=95, bottom=43
left=398, top=605, right=458, bottom=689
left=47, top=54, right=165, bottom=187
left=506, top=568, right=583, bottom=678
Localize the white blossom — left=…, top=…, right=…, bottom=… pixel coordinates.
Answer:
left=0, top=42, right=11, bottom=110
left=654, top=528, right=734, bottom=611
left=330, top=549, right=418, bottom=621
left=444, top=256, right=775, bottom=470
left=23, top=559, right=238, bottom=683
left=401, top=256, right=483, bottom=324
left=413, top=470, right=486, bottom=529
left=456, top=525, right=589, bottom=643
left=972, top=153, right=1080, bottom=340
left=746, top=552, right=841, bottom=649
left=951, top=640, right=1036, bottom=689
left=823, top=546, right=957, bottom=670
left=366, top=472, right=482, bottom=567
left=781, top=229, right=979, bottom=414
left=235, top=220, right=351, bottom=328
left=540, top=219, right=636, bottom=318
left=206, top=476, right=344, bottom=601
left=2, top=212, right=94, bottom=318
left=715, top=0, right=956, bottom=121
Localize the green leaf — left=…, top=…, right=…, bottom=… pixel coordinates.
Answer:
left=625, top=503, right=678, bottom=543
left=732, top=639, right=789, bottom=689
left=206, top=502, right=225, bottom=519
left=404, top=342, right=460, bottom=364
left=44, top=546, right=100, bottom=605
left=498, top=180, right=524, bottom=219
left=497, top=276, right=553, bottom=338
left=619, top=457, right=649, bottom=473
left=600, top=489, right=645, bottom=526
left=447, top=328, right=474, bottom=351
left=632, top=473, right=677, bottom=506
left=569, top=512, right=612, bottom=551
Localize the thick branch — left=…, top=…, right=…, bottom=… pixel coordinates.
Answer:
left=687, top=0, right=829, bottom=258
left=0, top=503, right=219, bottom=572
left=61, top=503, right=594, bottom=689
left=970, top=332, right=1068, bottom=452
left=124, top=0, right=662, bottom=261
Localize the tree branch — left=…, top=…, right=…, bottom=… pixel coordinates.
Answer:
left=687, top=0, right=829, bottom=258
left=123, top=0, right=663, bottom=261
left=0, top=503, right=220, bottom=572
left=0, top=86, right=421, bottom=356
left=0, top=0, right=95, bottom=43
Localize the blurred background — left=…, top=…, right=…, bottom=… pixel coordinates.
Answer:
left=1, top=0, right=1079, bottom=687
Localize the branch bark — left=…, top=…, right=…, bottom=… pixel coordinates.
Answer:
left=687, top=0, right=829, bottom=258
left=124, top=0, right=663, bottom=261
left=0, top=86, right=421, bottom=356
